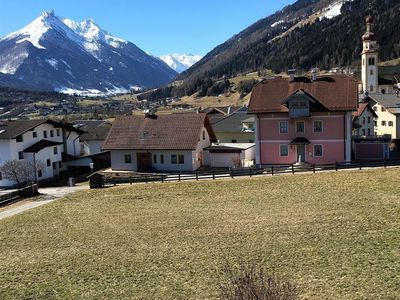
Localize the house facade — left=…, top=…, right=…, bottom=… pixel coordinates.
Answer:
left=0, top=120, right=84, bottom=187
left=103, top=113, right=217, bottom=172
left=248, top=75, right=358, bottom=165
left=352, top=103, right=378, bottom=136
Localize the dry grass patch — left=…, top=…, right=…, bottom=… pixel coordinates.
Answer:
left=0, top=169, right=399, bottom=299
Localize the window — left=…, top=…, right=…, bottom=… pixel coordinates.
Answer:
left=171, top=154, right=177, bottom=164
left=362, top=117, right=366, bottom=124
left=280, top=145, right=288, bottom=157
left=370, top=85, right=374, bottom=92
left=368, top=129, right=371, bottom=136
left=153, top=155, right=157, bottom=164
left=362, top=129, right=366, bottom=136
left=56, top=129, right=61, bottom=136
left=279, top=121, right=288, bottom=134
left=18, top=151, right=24, bottom=160
left=33, top=132, right=37, bottom=138
left=202, top=130, right=206, bottom=140
left=16, top=135, right=23, bottom=143
left=160, top=154, right=164, bottom=164
left=314, top=145, right=323, bottom=157
left=52, top=162, right=57, bottom=170
left=367, top=116, right=371, bottom=124
left=231, top=139, right=237, bottom=143
left=382, top=121, right=386, bottom=126
left=178, top=155, right=185, bottom=164
left=373, top=107, right=377, bottom=111
left=53, top=147, right=58, bottom=155
left=0, top=171, right=2, bottom=180
left=370, top=69, right=374, bottom=76
left=389, top=121, right=394, bottom=127
left=381, top=107, right=386, bottom=112
left=50, top=130, right=54, bottom=137
left=38, top=170, right=42, bottom=178
left=47, top=159, right=51, bottom=167
left=124, top=154, right=132, bottom=164
left=296, top=122, right=305, bottom=134
left=374, top=121, right=377, bottom=126
left=381, top=89, right=386, bottom=94
left=314, top=121, right=323, bottom=133
left=368, top=57, right=375, bottom=65
left=43, top=131, right=48, bottom=138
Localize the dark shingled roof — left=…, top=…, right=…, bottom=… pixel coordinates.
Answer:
left=212, top=112, right=255, bottom=133
left=81, top=127, right=111, bottom=141
left=352, top=103, right=378, bottom=118
left=0, top=119, right=85, bottom=140
left=24, top=140, right=63, bottom=153
left=248, top=75, right=358, bottom=113
left=290, top=137, right=311, bottom=145
left=102, top=113, right=217, bottom=151
left=366, top=94, right=400, bottom=109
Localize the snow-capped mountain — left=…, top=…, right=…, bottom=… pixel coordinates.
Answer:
left=0, top=11, right=177, bottom=94
left=160, top=53, right=202, bottom=73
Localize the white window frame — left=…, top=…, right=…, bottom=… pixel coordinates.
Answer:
left=279, top=144, right=289, bottom=157
left=313, top=120, right=323, bottom=133
left=314, top=144, right=323, bottom=157
left=296, top=121, right=305, bottom=134
left=279, top=121, right=289, bottom=134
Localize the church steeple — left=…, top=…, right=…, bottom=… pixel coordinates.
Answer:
left=361, top=14, right=379, bottom=94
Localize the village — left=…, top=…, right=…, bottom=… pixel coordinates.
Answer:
left=0, top=16, right=399, bottom=190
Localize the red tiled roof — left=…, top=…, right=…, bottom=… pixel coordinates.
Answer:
left=352, top=103, right=378, bottom=118
left=248, top=75, right=359, bottom=113
left=102, top=113, right=217, bottom=151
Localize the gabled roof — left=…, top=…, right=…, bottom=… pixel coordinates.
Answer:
left=24, top=140, right=63, bottom=153
left=80, top=127, right=111, bottom=141
left=352, top=103, right=378, bottom=118
left=248, top=75, right=358, bottom=113
left=212, top=112, right=255, bottom=133
left=0, top=119, right=85, bottom=140
left=102, top=113, right=217, bottom=151
left=364, top=94, right=400, bottom=109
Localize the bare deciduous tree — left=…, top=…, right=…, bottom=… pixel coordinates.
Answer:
left=0, top=159, right=45, bottom=187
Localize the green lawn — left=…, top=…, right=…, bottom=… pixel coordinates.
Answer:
left=1, top=169, right=399, bottom=299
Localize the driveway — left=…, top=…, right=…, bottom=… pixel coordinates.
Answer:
left=0, top=185, right=89, bottom=221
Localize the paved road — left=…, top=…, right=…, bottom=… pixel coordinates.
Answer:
left=0, top=185, right=89, bottom=221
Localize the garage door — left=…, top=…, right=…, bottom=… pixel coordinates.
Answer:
left=210, top=153, right=240, bottom=168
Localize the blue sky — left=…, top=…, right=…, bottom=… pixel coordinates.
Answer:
left=0, top=0, right=295, bottom=56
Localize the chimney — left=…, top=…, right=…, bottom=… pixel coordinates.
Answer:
left=288, top=69, right=296, bottom=82
left=311, top=68, right=319, bottom=81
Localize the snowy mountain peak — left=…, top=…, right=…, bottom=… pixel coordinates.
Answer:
left=41, top=10, right=55, bottom=19
left=160, top=53, right=202, bottom=73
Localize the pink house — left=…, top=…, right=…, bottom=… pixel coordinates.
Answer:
left=248, top=74, right=358, bottom=165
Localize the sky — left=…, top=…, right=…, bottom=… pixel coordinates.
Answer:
left=0, top=0, right=295, bottom=57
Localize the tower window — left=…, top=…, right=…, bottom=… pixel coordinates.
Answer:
left=368, top=57, right=375, bottom=65
left=370, top=69, right=374, bottom=75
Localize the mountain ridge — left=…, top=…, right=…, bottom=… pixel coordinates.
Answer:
left=0, top=11, right=177, bottom=95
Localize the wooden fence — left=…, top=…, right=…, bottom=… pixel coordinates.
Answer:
left=0, top=184, right=39, bottom=206
left=101, top=159, right=400, bottom=187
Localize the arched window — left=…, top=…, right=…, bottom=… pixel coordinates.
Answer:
left=368, top=57, right=375, bottom=65
left=370, top=69, right=374, bottom=75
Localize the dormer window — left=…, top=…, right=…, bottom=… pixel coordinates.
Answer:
left=16, top=135, right=23, bottom=143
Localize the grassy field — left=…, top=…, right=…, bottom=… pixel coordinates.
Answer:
left=0, top=169, right=399, bottom=299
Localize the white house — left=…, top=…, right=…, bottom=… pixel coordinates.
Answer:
left=0, top=119, right=85, bottom=187
left=102, top=113, right=217, bottom=172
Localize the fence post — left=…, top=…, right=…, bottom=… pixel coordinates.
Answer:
left=230, top=168, right=234, bottom=179
left=161, top=175, right=164, bottom=183
left=271, top=166, right=274, bottom=176
left=212, top=170, right=215, bottom=180
left=145, top=175, right=148, bottom=183
left=335, top=162, right=338, bottom=172
left=384, top=159, right=387, bottom=168
left=196, top=171, right=198, bottom=180
left=313, top=164, right=316, bottom=173
left=178, top=173, right=181, bottom=182
left=359, top=161, right=362, bottom=170
left=292, top=164, right=295, bottom=174
left=249, top=167, right=252, bottom=178
left=130, top=178, right=132, bottom=185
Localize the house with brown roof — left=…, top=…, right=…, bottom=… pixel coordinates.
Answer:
left=102, top=113, right=217, bottom=172
left=0, top=119, right=85, bottom=187
left=248, top=73, right=358, bottom=165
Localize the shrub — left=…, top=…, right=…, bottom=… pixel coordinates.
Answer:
left=219, top=262, right=298, bottom=300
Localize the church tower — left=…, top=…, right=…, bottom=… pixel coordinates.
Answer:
left=361, top=15, right=379, bottom=94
